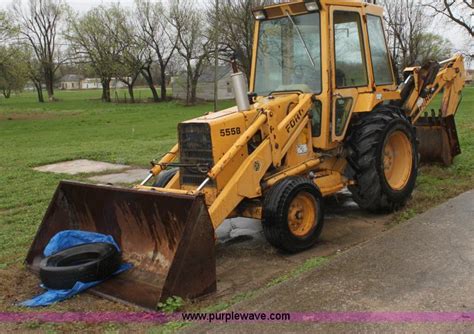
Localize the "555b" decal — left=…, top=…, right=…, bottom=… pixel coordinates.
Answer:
left=219, top=127, right=241, bottom=137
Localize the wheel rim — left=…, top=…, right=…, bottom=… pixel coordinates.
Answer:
left=287, top=192, right=317, bottom=237
left=383, top=130, right=413, bottom=191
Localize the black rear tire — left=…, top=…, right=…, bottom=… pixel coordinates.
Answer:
left=153, top=168, right=178, bottom=188
left=346, top=105, right=418, bottom=212
left=263, top=177, right=324, bottom=253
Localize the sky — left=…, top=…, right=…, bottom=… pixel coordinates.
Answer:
left=0, top=0, right=471, bottom=65
left=0, top=0, right=136, bottom=12
left=53, top=0, right=135, bottom=12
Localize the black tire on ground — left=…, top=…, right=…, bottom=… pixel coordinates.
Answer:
left=346, top=105, right=418, bottom=213
left=39, top=243, right=121, bottom=290
left=153, top=168, right=179, bottom=188
left=263, top=176, right=324, bottom=253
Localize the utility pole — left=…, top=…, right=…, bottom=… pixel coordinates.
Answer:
left=213, top=0, right=219, bottom=112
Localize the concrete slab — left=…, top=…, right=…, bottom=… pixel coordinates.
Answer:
left=186, top=190, right=474, bottom=333
left=88, top=169, right=149, bottom=184
left=34, top=159, right=129, bottom=175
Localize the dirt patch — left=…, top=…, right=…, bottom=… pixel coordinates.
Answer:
left=0, top=112, right=80, bottom=121
left=194, top=191, right=391, bottom=310
left=0, top=266, right=132, bottom=312
left=0, top=265, right=141, bottom=333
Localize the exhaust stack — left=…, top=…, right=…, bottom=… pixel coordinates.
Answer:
left=231, top=73, right=250, bottom=112
left=230, top=58, right=250, bottom=112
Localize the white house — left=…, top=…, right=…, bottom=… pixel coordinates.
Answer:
left=81, top=78, right=130, bottom=90
left=111, top=78, right=129, bottom=89
left=172, top=65, right=235, bottom=101
left=81, top=78, right=101, bottom=89
left=59, top=74, right=83, bottom=90
left=59, top=75, right=132, bottom=90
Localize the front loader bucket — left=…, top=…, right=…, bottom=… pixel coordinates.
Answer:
left=26, top=181, right=216, bottom=309
left=416, top=115, right=461, bottom=166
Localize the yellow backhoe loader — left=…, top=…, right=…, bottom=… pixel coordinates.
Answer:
left=26, top=0, right=466, bottom=309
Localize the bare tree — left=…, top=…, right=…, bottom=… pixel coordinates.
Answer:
left=139, top=49, right=160, bottom=102
left=117, top=14, right=146, bottom=103
left=381, top=0, right=430, bottom=72
left=24, top=47, right=45, bottom=102
left=118, top=51, right=146, bottom=103
left=423, top=0, right=473, bottom=37
left=66, top=4, right=131, bottom=102
left=211, top=0, right=220, bottom=112
left=208, top=0, right=262, bottom=79
left=170, top=0, right=211, bottom=105
left=11, top=0, right=68, bottom=101
left=135, top=0, right=178, bottom=102
left=1, top=10, right=43, bottom=101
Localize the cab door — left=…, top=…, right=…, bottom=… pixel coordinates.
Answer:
left=329, top=6, right=372, bottom=142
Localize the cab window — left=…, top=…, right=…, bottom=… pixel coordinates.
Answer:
left=367, top=15, right=394, bottom=85
left=255, top=12, right=322, bottom=95
left=334, top=11, right=368, bottom=88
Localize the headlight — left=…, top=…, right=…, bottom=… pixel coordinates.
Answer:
left=253, top=9, right=267, bottom=20
left=304, top=0, right=321, bottom=12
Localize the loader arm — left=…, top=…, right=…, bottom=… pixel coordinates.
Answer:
left=135, top=93, right=317, bottom=229
left=207, top=93, right=316, bottom=228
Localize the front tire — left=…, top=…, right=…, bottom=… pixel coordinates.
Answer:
left=347, top=106, right=418, bottom=212
left=263, top=177, right=324, bottom=253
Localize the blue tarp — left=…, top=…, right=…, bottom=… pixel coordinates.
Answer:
left=21, top=230, right=132, bottom=307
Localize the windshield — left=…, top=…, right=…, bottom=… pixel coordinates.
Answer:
left=254, top=12, right=321, bottom=96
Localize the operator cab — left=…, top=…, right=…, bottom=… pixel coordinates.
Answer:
left=250, top=0, right=396, bottom=149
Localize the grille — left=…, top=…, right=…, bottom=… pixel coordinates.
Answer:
left=178, top=123, right=214, bottom=185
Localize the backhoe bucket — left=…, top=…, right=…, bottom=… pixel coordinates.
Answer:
left=416, top=115, right=461, bottom=166
left=25, top=181, right=216, bottom=309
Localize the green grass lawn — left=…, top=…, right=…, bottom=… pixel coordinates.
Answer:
left=0, top=86, right=472, bottom=332
left=0, top=87, right=474, bottom=329
left=0, top=89, right=234, bottom=266
left=1, top=87, right=161, bottom=113
left=392, top=86, right=474, bottom=224
left=0, top=87, right=473, bottom=265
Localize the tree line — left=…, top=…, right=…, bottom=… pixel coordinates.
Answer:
left=0, top=0, right=471, bottom=104
left=0, top=0, right=257, bottom=104
left=381, top=0, right=472, bottom=72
